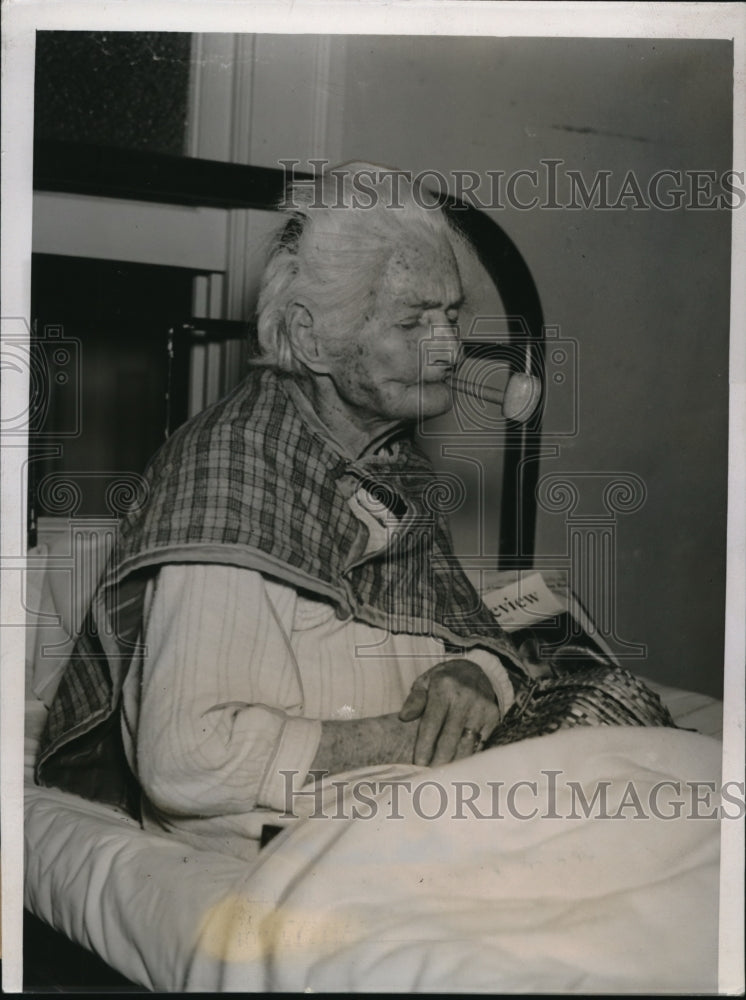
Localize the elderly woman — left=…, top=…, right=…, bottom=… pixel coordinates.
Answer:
left=36, top=164, right=672, bottom=860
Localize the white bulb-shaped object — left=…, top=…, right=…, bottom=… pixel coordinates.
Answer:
left=450, top=372, right=541, bottom=423
left=501, top=372, right=542, bottom=422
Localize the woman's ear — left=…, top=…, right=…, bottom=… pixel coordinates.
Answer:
left=285, top=301, right=331, bottom=374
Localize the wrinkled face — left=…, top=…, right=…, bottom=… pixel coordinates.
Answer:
left=324, top=240, right=464, bottom=423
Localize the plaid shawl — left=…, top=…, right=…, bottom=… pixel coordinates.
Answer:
left=36, top=368, right=526, bottom=810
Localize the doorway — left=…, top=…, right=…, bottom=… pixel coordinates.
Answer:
left=29, top=254, right=197, bottom=525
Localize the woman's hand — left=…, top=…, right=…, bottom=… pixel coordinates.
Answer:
left=308, top=659, right=500, bottom=779
left=398, top=658, right=501, bottom=766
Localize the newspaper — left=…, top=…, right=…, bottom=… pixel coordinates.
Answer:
left=482, top=571, right=619, bottom=669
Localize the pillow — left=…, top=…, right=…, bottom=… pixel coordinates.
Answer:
left=29, top=526, right=115, bottom=706
left=24, top=544, right=49, bottom=697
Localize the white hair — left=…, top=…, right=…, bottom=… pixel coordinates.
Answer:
left=252, top=162, right=473, bottom=374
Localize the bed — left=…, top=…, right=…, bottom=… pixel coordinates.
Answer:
left=23, top=143, right=726, bottom=992
left=23, top=544, right=724, bottom=992
left=24, top=691, right=723, bottom=992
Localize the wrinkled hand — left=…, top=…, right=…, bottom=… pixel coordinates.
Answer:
left=398, top=658, right=501, bottom=767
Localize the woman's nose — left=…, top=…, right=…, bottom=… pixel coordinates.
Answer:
left=429, top=310, right=460, bottom=341
left=426, top=313, right=462, bottom=368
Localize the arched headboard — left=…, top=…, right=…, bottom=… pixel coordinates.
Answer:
left=33, top=140, right=545, bottom=567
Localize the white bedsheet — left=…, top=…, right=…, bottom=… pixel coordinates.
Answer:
left=24, top=695, right=724, bottom=993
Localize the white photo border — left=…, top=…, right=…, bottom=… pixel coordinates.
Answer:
left=2, top=1, right=744, bottom=993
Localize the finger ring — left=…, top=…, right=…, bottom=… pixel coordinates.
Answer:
left=462, top=727, right=485, bottom=751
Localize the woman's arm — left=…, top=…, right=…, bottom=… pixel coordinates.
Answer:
left=133, top=563, right=324, bottom=815
left=132, top=563, right=423, bottom=815
left=132, top=564, right=500, bottom=820
left=310, top=659, right=504, bottom=775
left=310, top=713, right=419, bottom=776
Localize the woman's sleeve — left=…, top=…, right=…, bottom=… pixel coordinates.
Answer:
left=459, top=647, right=516, bottom=717
left=133, top=563, right=322, bottom=816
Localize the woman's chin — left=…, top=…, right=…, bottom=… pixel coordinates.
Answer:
left=417, top=381, right=454, bottom=419
left=370, top=381, right=453, bottom=423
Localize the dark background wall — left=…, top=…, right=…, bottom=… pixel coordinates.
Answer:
left=331, top=35, right=732, bottom=697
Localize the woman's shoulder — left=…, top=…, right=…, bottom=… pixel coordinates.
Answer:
left=147, top=368, right=280, bottom=468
